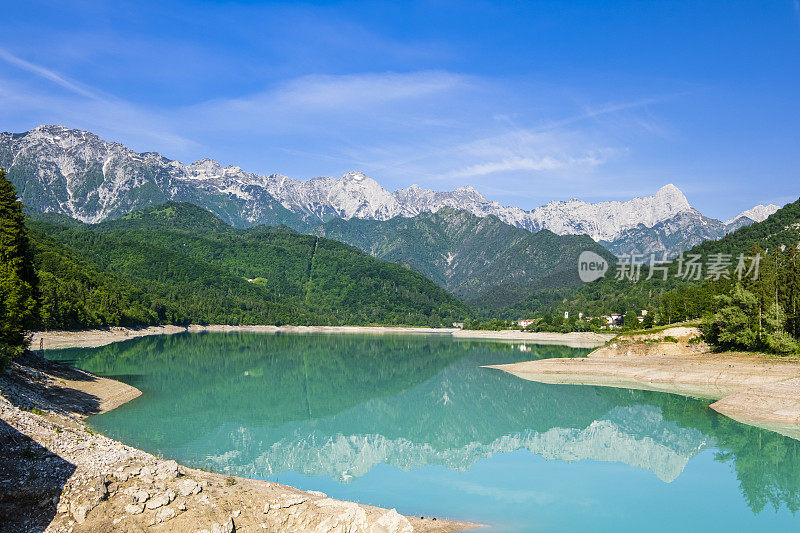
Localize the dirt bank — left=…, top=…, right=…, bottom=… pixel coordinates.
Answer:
left=0, top=354, right=476, bottom=532
left=31, top=326, right=191, bottom=350
left=451, top=330, right=614, bottom=348
left=33, top=325, right=613, bottom=351
left=487, top=327, right=800, bottom=439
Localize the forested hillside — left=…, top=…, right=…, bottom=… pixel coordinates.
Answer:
left=27, top=203, right=470, bottom=329
left=314, top=207, right=614, bottom=304
left=526, top=197, right=800, bottom=345
left=571, top=197, right=800, bottom=318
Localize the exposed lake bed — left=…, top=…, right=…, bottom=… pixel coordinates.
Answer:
left=39, top=331, right=800, bottom=531
left=492, top=328, right=800, bottom=437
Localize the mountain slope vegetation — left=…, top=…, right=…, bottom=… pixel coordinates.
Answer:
left=313, top=207, right=615, bottom=305
left=26, top=203, right=470, bottom=329
left=547, top=197, right=800, bottom=325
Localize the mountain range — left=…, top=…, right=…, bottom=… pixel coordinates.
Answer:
left=530, top=196, right=800, bottom=324
left=314, top=207, right=613, bottom=301
left=600, top=207, right=768, bottom=259
left=1, top=125, right=779, bottom=259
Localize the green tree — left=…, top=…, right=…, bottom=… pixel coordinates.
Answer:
left=703, top=284, right=759, bottom=352
left=0, top=169, right=38, bottom=365
left=623, top=310, right=639, bottom=330
left=763, top=302, right=798, bottom=355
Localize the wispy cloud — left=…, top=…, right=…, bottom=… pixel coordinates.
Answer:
left=446, top=154, right=605, bottom=179
left=550, top=93, right=688, bottom=131
left=0, top=50, right=196, bottom=152
left=273, top=71, right=466, bottom=109
left=0, top=48, right=99, bottom=99
left=447, top=156, right=564, bottom=178
left=185, top=71, right=471, bottom=130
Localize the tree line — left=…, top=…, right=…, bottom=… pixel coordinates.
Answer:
left=0, top=173, right=471, bottom=366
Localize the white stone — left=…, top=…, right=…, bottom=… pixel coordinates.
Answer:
left=145, top=489, right=175, bottom=509
left=175, top=478, right=202, bottom=496
left=124, top=503, right=144, bottom=515
left=153, top=507, right=176, bottom=524
left=370, top=509, right=413, bottom=533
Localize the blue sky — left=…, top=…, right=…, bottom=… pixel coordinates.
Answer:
left=1, top=1, right=798, bottom=219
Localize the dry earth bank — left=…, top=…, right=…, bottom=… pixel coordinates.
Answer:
left=32, top=326, right=612, bottom=351
left=488, top=327, right=800, bottom=440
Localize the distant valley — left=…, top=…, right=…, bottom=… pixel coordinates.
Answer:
left=313, top=207, right=614, bottom=301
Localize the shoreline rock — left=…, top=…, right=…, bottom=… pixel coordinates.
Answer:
left=0, top=356, right=477, bottom=532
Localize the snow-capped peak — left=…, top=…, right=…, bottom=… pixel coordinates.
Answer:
left=342, top=170, right=369, bottom=182
left=654, top=184, right=691, bottom=211
left=187, top=158, right=224, bottom=176
left=3, top=125, right=779, bottom=249
left=725, top=204, right=781, bottom=225
left=527, top=184, right=693, bottom=241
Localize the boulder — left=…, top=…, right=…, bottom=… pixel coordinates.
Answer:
left=69, top=501, right=94, bottom=525
left=130, top=488, right=150, bottom=503
left=155, top=460, right=179, bottom=481
left=264, top=493, right=308, bottom=512
left=175, top=478, right=202, bottom=496
left=370, top=509, right=413, bottom=533
left=139, top=464, right=156, bottom=483
left=211, top=517, right=235, bottom=533
left=145, top=489, right=176, bottom=510
left=313, top=499, right=368, bottom=531
left=152, top=507, right=177, bottom=524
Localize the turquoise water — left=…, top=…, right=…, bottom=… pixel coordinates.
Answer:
left=47, top=332, right=800, bottom=531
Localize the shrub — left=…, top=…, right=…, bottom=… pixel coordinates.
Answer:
left=764, top=331, right=799, bottom=356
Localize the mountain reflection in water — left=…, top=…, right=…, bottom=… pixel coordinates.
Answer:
left=48, top=332, right=800, bottom=517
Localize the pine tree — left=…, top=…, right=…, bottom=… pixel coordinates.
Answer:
left=0, top=168, right=38, bottom=365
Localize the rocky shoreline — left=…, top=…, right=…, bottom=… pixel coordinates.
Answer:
left=488, top=327, right=800, bottom=440
left=0, top=354, right=475, bottom=532
left=32, top=325, right=613, bottom=351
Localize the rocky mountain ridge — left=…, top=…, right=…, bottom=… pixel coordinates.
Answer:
left=313, top=207, right=613, bottom=300
left=601, top=206, right=776, bottom=259
left=1, top=125, right=778, bottom=256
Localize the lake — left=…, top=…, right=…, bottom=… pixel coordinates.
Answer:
left=47, top=332, right=800, bottom=532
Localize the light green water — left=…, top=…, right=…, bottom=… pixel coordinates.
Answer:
left=47, top=332, right=800, bottom=531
